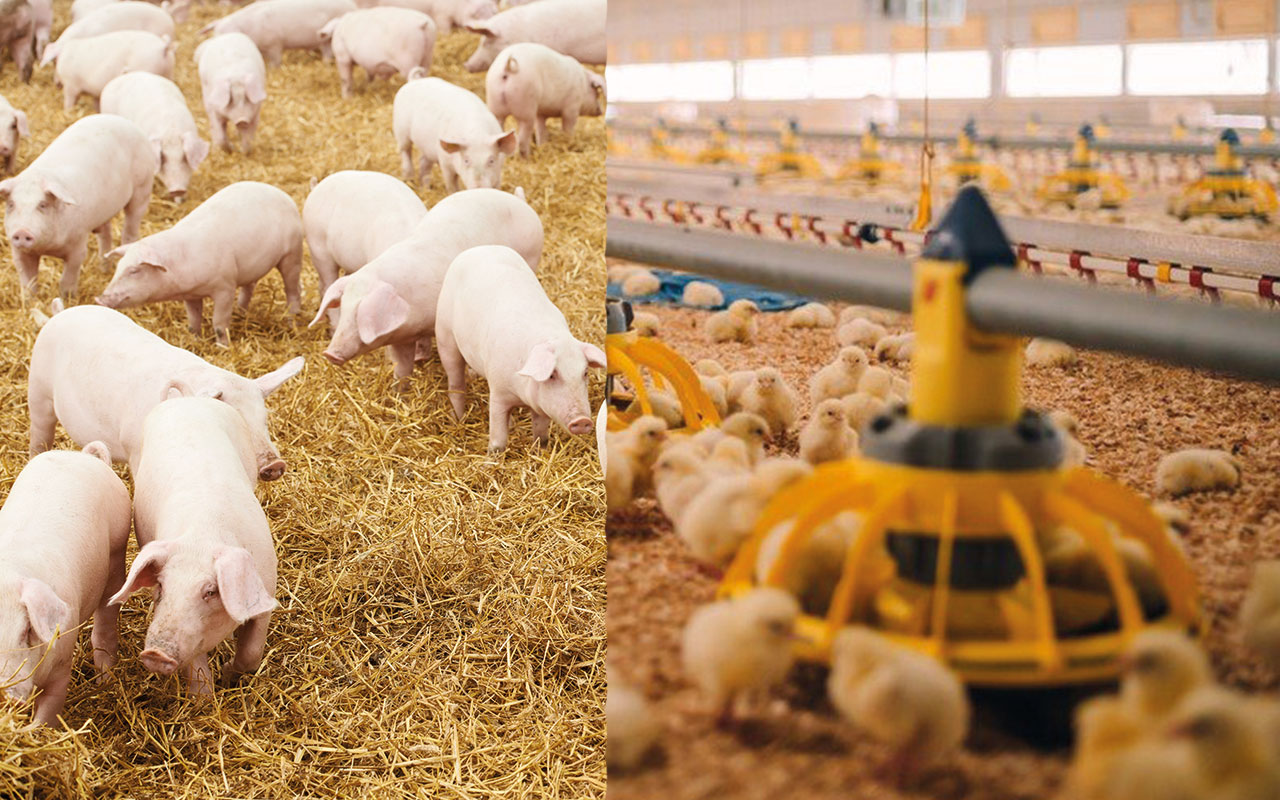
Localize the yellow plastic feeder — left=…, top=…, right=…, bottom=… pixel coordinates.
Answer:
left=1169, top=129, right=1279, bottom=221
left=756, top=119, right=825, bottom=180
left=1036, top=124, right=1131, bottom=209
left=836, top=122, right=903, bottom=184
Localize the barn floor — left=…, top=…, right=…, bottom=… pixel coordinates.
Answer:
left=0, top=3, right=604, bottom=798
left=605, top=291, right=1280, bottom=800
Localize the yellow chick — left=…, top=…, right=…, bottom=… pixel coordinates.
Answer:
left=874, top=332, right=915, bottom=363
left=681, top=588, right=800, bottom=727
left=809, top=346, right=870, bottom=404
left=1164, top=686, right=1280, bottom=800
left=785, top=301, right=836, bottom=329
left=827, top=626, right=971, bottom=786
left=1151, top=502, right=1191, bottom=535
left=1070, top=694, right=1146, bottom=800
left=839, top=305, right=897, bottom=326
left=1101, top=740, right=1205, bottom=800
left=682, top=280, right=724, bottom=308
left=705, top=299, right=760, bottom=343
left=606, top=679, right=661, bottom=772
left=856, top=365, right=896, bottom=400
left=626, top=389, right=685, bottom=429
left=841, top=391, right=888, bottom=432
left=652, top=445, right=713, bottom=523
left=1156, top=448, right=1243, bottom=497
left=693, top=358, right=728, bottom=378
left=604, top=416, right=668, bottom=513
left=1240, top=560, right=1280, bottom=673
left=622, top=269, right=661, bottom=296
left=705, top=437, right=753, bottom=477
left=836, top=318, right=888, bottom=349
left=631, top=311, right=661, bottom=337
left=1026, top=338, right=1078, bottom=367
left=699, top=374, right=729, bottom=417
left=676, top=458, right=810, bottom=567
left=605, top=452, right=635, bottom=515
left=688, top=412, right=770, bottom=465
left=1121, top=629, right=1211, bottom=721
left=798, top=399, right=859, bottom=465
left=740, top=367, right=798, bottom=435
left=754, top=511, right=859, bottom=614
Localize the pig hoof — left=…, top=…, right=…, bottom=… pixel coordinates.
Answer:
left=214, top=328, right=230, bottom=348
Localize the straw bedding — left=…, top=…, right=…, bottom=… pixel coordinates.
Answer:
left=0, top=2, right=605, bottom=798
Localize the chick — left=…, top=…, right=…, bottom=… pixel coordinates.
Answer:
left=1070, top=694, right=1146, bottom=800
left=622, top=269, right=661, bottom=297
left=631, top=311, right=661, bottom=337
left=839, top=305, right=897, bottom=326
left=653, top=445, right=712, bottom=522
left=688, top=412, right=770, bottom=465
left=827, top=627, right=971, bottom=785
left=693, top=358, right=728, bottom=378
left=607, top=264, right=637, bottom=284
left=836, top=318, right=889, bottom=349
left=605, top=452, right=635, bottom=514
left=699, top=374, right=728, bottom=417
left=799, top=399, right=859, bottom=465
left=681, top=588, right=800, bottom=727
left=841, top=392, right=889, bottom=432
left=1049, top=409, right=1080, bottom=436
left=1163, top=686, right=1280, bottom=800
left=755, top=511, right=859, bottom=614
left=1121, top=629, right=1211, bottom=721
left=785, top=302, right=836, bottom=329
left=682, top=280, right=725, bottom=308
left=1040, top=525, right=1169, bottom=629
left=1100, top=740, right=1205, bottom=800
left=809, top=346, right=870, bottom=405
left=724, top=370, right=755, bottom=410
left=604, top=416, right=668, bottom=513
left=626, top=389, right=684, bottom=429
left=740, top=367, right=798, bottom=436
left=606, top=679, right=661, bottom=772
left=874, top=332, right=915, bottom=363
left=1240, top=561, right=1280, bottom=673
left=1026, top=338, right=1078, bottom=368
left=705, top=299, right=759, bottom=344
left=1151, top=502, right=1191, bottom=535
left=1156, top=448, right=1243, bottom=496
left=856, top=365, right=897, bottom=400
left=678, top=466, right=796, bottom=566
left=705, top=437, right=753, bottom=477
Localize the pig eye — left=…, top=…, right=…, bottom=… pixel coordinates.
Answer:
left=202, top=586, right=218, bottom=601
left=36, top=200, right=48, bottom=211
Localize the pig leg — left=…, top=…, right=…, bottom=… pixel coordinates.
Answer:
left=562, top=107, right=579, bottom=138
left=441, top=160, right=460, bottom=193
left=388, top=340, right=416, bottom=389
left=239, top=110, right=259, bottom=156
left=336, top=55, right=353, bottom=98
left=27, top=374, right=55, bottom=458
left=535, top=116, right=548, bottom=147
left=32, top=669, right=70, bottom=726
left=417, top=153, right=433, bottom=186
left=59, top=239, right=88, bottom=304
left=312, top=249, right=341, bottom=326
left=438, top=330, right=468, bottom=419
left=122, top=184, right=150, bottom=244
left=516, top=118, right=533, bottom=158
left=223, top=613, right=270, bottom=686
left=184, top=653, right=214, bottom=697
left=487, top=393, right=513, bottom=452
left=531, top=411, right=550, bottom=445
left=398, top=140, right=415, bottom=182
left=185, top=298, right=204, bottom=335
left=320, top=40, right=333, bottom=63
left=211, top=288, right=235, bottom=347
left=13, top=248, right=39, bottom=296
left=264, top=44, right=283, bottom=68
left=95, top=222, right=112, bottom=263
left=5, top=150, right=16, bottom=174
left=277, top=243, right=303, bottom=316
left=414, top=336, right=433, bottom=362
left=92, top=547, right=127, bottom=674
left=13, top=30, right=32, bottom=83
left=62, top=82, right=79, bottom=112
left=237, top=282, right=255, bottom=311
left=208, top=108, right=230, bottom=152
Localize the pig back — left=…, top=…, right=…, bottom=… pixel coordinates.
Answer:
left=415, top=188, right=542, bottom=271
left=26, top=115, right=155, bottom=226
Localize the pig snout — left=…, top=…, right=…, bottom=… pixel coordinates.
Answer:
left=259, top=458, right=286, bottom=481
left=322, top=350, right=346, bottom=366
left=10, top=229, right=34, bottom=249
left=234, top=119, right=251, bottom=129
left=567, top=416, right=593, bottom=435
left=139, top=648, right=180, bottom=675
left=167, top=189, right=187, bottom=203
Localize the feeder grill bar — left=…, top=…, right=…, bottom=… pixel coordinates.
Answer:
left=606, top=217, right=1280, bottom=384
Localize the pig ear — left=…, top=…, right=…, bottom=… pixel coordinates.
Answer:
left=104, top=245, right=129, bottom=266
left=439, top=139, right=464, bottom=155
left=244, top=74, right=266, bottom=104
left=308, top=275, right=348, bottom=328
left=13, top=109, right=27, bottom=137
left=518, top=342, right=557, bottom=382
left=214, top=547, right=276, bottom=623
left=0, top=177, right=14, bottom=198
left=464, top=23, right=496, bottom=37
left=254, top=356, right=304, bottom=397
left=43, top=178, right=77, bottom=206
left=587, top=71, right=605, bottom=95
left=356, top=281, right=410, bottom=344
left=183, top=132, right=209, bottom=169
left=494, top=129, right=517, bottom=155
left=317, top=18, right=338, bottom=42
left=210, top=79, right=231, bottom=109
left=109, top=541, right=172, bottom=606
left=581, top=342, right=606, bottom=369
left=20, top=578, right=71, bottom=644
left=503, top=54, right=519, bottom=74
left=162, top=378, right=191, bottom=401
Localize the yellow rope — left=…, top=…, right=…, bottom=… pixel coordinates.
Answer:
left=911, top=0, right=935, bottom=231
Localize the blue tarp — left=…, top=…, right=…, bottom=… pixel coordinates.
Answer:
left=607, top=270, right=809, bottom=312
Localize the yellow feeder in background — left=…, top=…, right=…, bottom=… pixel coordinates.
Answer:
left=946, top=120, right=1012, bottom=192
left=648, top=119, right=692, bottom=163
left=836, top=121, right=903, bottom=183
left=1169, top=129, right=1279, bottom=221
left=756, top=118, right=825, bottom=180
left=695, top=117, right=751, bottom=165
left=1036, top=124, right=1131, bottom=209
left=719, top=187, right=1200, bottom=688
left=605, top=300, right=720, bottom=432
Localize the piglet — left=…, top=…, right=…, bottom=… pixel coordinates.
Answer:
left=55, top=30, right=175, bottom=112
left=486, top=43, right=602, bottom=157
left=199, top=0, right=356, bottom=67
left=436, top=244, right=604, bottom=451
left=302, top=169, right=427, bottom=325
left=310, top=187, right=542, bottom=383
left=40, top=1, right=174, bottom=66
left=317, top=7, right=435, bottom=98
left=29, top=305, right=304, bottom=480
left=355, top=0, right=494, bottom=34
left=100, top=72, right=209, bottom=202
left=97, top=181, right=303, bottom=347
left=110, top=396, right=277, bottom=696
left=195, top=33, right=267, bottom=156
left=0, top=114, right=156, bottom=303
left=462, top=0, right=604, bottom=72
left=393, top=73, right=515, bottom=191
left=0, top=442, right=131, bottom=725
left=0, top=93, right=29, bottom=174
